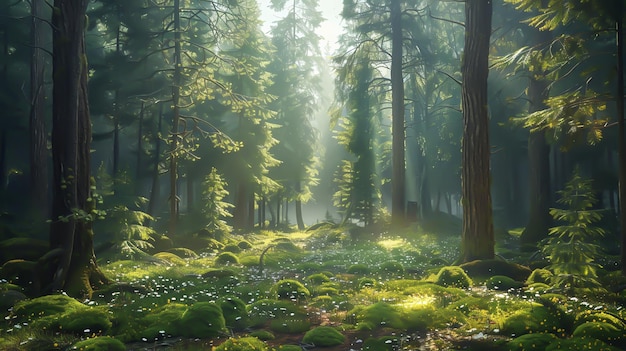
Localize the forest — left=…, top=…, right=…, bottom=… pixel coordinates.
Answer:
left=1, top=0, right=626, bottom=350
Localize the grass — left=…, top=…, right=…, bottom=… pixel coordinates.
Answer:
left=1, top=225, right=625, bottom=350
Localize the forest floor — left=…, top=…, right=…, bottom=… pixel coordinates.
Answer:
left=2, top=218, right=626, bottom=350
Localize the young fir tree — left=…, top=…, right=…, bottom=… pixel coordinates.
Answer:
left=543, top=168, right=604, bottom=291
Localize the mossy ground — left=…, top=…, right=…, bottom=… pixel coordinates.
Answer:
left=1, top=225, right=624, bottom=350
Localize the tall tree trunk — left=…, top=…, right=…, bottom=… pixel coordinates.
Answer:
left=135, top=101, right=144, bottom=195
left=520, top=27, right=551, bottom=248
left=460, top=0, right=494, bottom=262
left=234, top=181, right=248, bottom=230
left=168, top=0, right=182, bottom=235
left=30, top=0, right=48, bottom=219
left=616, top=7, right=626, bottom=276
left=49, top=0, right=108, bottom=298
left=295, top=180, right=305, bottom=230
left=147, top=105, right=163, bottom=217
left=390, top=0, right=406, bottom=226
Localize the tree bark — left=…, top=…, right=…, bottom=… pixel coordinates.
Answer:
left=615, top=7, right=626, bottom=276
left=168, top=0, right=182, bottom=235
left=390, top=0, right=406, bottom=226
left=295, top=180, right=305, bottom=230
left=49, top=0, right=108, bottom=298
left=520, top=40, right=551, bottom=248
left=29, top=0, right=48, bottom=219
left=460, top=0, right=494, bottom=262
left=147, top=104, right=163, bottom=218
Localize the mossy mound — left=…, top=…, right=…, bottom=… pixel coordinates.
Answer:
left=460, top=259, right=531, bottom=281
left=485, top=275, right=524, bottom=290
left=0, top=289, right=27, bottom=311
left=434, top=266, right=473, bottom=289
left=0, top=259, right=36, bottom=286
left=379, top=261, right=405, bottom=275
left=215, top=252, right=240, bottom=265
left=357, top=277, right=377, bottom=289
left=238, top=240, right=253, bottom=249
left=307, top=273, right=331, bottom=284
left=349, top=302, right=404, bottom=331
left=526, top=268, right=553, bottom=285
left=501, top=304, right=566, bottom=336
left=271, top=279, right=310, bottom=300
left=167, top=247, right=198, bottom=258
left=347, top=263, right=371, bottom=275
left=0, top=237, right=48, bottom=262
left=277, top=345, right=303, bottom=351
left=139, top=303, right=187, bottom=340
left=575, top=311, right=626, bottom=329
left=33, top=306, right=112, bottom=334
left=214, top=336, right=268, bottom=351
left=362, top=337, right=394, bottom=351
left=153, top=251, right=186, bottom=265
left=70, top=336, right=126, bottom=351
left=250, top=330, right=275, bottom=340
left=179, top=302, right=226, bottom=338
left=201, top=268, right=237, bottom=278
left=12, top=294, right=86, bottom=320
left=220, top=296, right=250, bottom=331
left=572, top=322, right=625, bottom=347
left=223, top=243, right=243, bottom=253
left=302, top=326, right=346, bottom=347
left=150, top=234, right=173, bottom=252
left=507, top=333, right=558, bottom=351
left=247, top=299, right=308, bottom=328
left=269, top=317, right=311, bottom=334
left=447, top=296, right=489, bottom=315
left=545, top=337, right=621, bottom=351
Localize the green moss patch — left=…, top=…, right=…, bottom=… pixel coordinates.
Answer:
left=271, top=279, right=310, bottom=300
left=526, top=268, right=553, bottom=285
left=507, top=333, right=558, bottom=351
left=70, top=336, right=126, bottom=351
left=214, top=336, right=268, bottom=351
left=485, top=275, right=524, bottom=290
left=302, top=326, right=345, bottom=347
left=545, top=337, right=621, bottom=351
left=179, top=302, right=226, bottom=338
left=572, top=322, right=625, bottom=347
left=434, top=266, right=473, bottom=289
left=215, top=252, right=240, bottom=265
left=501, top=304, right=566, bottom=336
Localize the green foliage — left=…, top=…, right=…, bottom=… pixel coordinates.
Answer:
left=214, top=336, right=268, bottom=351
left=70, top=336, right=126, bottom=351
left=543, top=168, right=605, bottom=291
left=501, top=304, right=568, bottom=337
left=215, top=252, right=240, bottom=265
left=302, top=326, right=346, bottom=347
left=307, top=273, right=331, bottom=285
left=202, top=168, right=234, bottom=237
left=572, top=322, right=625, bottom=346
left=179, top=302, right=226, bottom=338
left=575, top=312, right=626, bottom=330
left=526, top=268, right=553, bottom=285
left=434, top=266, right=473, bottom=289
left=545, top=337, right=620, bottom=351
left=270, top=279, right=310, bottom=300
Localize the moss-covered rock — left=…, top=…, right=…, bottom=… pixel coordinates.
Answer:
left=12, top=294, right=86, bottom=320
left=357, top=277, right=377, bottom=289
left=347, top=263, right=370, bottom=275
left=220, top=296, right=249, bottom=331
left=150, top=234, right=173, bottom=252
left=250, top=330, right=275, bottom=340
left=545, top=337, right=621, bottom=351
left=167, top=247, right=199, bottom=259
left=572, top=322, right=625, bottom=347
left=179, top=302, right=226, bottom=338
left=247, top=299, right=308, bottom=328
left=501, top=304, right=566, bottom=336
left=238, top=240, right=253, bottom=250
left=277, top=345, right=302, bottom=351
left=269, top=317, right=311, bottom=334
left=362, top=337, right=394, bottom=351
left=0, top=238, right=48, bottom=263
left=215, top=252, right=240, bottom=265
left=33, top=307, right=112, bottom=334
left=307, top=273, right=331, bottom=284
left=153, top=251, right=186, bottom=265
left=223, top=243, right=242, bottom=253
left=507, top=333, right=558, bottom=351
left=271, top=279, right=310, bottom=300
left=526, top=268, right=553, bottom=285
left=214, top=336, right=268, bottom=351
left=70, top=336, right=126, bottom=351
left=0, top=289, right=27, bottom=312
left=0, top=259, right=36, bottom=286
left=575, top=311, right=626, bottom=330
left=139, top=303, right=187, bottom=340
left=434, top=266, right=473, bottom=289
left=201, top=268, right=237, bottom=278
left=485, top=275, right=524, bottom=290
left=302, top=326, right=345, bottom=347
left=349, top=302, right=404, bottom=331
left=460, top=259, right=531, bottom=281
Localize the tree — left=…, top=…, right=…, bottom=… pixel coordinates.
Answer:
left=460, top=0, right=495, bottom=262
left=48, top=0, right=108, bottom=298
